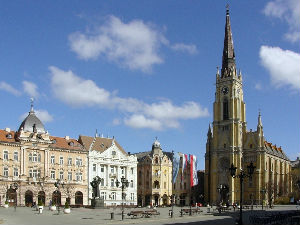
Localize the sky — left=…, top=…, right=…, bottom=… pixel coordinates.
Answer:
left=0, top=0, right=299, bottom=169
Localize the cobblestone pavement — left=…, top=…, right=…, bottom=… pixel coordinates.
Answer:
left=0, top=205, right=298, bottom=225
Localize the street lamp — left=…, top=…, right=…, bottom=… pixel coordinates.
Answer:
left=260, top=188, right=266, bottom=210
left=10, top=182, right=18, bottom=211
left=116, top=177, right=129, bottom=220
left=54, top=179, right=65, bottom=215
left=229, top=162, right=255, bottom=225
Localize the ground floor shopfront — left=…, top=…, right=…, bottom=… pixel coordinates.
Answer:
left=137, top=193, right=191, bottom=207
left=0, top=181, right=88, bottom=206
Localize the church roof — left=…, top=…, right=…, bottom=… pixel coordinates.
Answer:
left=78, top=135, right=126, bottom=155
left=221, top=6, right=236, bottom=77
left=264, top=141, right=289, bottom=161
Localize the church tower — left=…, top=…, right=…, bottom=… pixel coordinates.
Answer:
left=205, top=7, right=246, bottom=204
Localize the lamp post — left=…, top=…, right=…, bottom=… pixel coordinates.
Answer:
left=54, top=179, right=65, bottom=215
left=229, top=162, right=255, bottom=225
left=116, top=177, right=129, bottom=220
left=260, top=188, right=266, bottom=210
left=10, top=182, right=18, bottom=211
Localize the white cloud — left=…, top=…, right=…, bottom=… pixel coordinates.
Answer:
left=50, top=66, right=209, bottom=130
left=254, top=83, right=262, bottom=90
left=69, top=16, right=165, bottom=72
left=124, top=114, right=162, bottom=130
left=23, top=81, right=39, bottom=98
left=0, top=82, right=21, bottom=96
left=20, top=109, right=53, bottom=123
left=171, top=43, right=198, bottom=54
left=69, top=15, right=197, bottom=72
left=264, top=0, right=300, bottom=42
left=259, top=45, right=300, bottom=91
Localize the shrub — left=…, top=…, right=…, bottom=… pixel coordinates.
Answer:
left=64, top=201, right=70, bottom=209
left=5, top=200, right=8, bottom=205
left=38, top=200, right=43, bottom=206
left=274, top=196, right=290, bottom=205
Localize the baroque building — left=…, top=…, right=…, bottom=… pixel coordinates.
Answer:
left=204, top=8, right=291, bottom=205
left=0, top=103, right=88, bottom=206
left=78, top=134, right=138, bottom=206
left=135, top=139, right=192, bottom=207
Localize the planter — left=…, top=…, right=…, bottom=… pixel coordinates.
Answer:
left=64, top=208, right=71, bottom=214
left=3, top=204, right=9, bottom=208
left=50, top=205, right=57, bottom=211
left=38, top=206, right=43, bottom=214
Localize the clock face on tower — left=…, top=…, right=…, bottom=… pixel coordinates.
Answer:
left=222, top=86, right=229, bottom=95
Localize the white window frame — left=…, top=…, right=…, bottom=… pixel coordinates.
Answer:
left=59, top=156, right=64, bottom=165
left=68, top=172, right=72, bottom=181
left=50, top=155, right=55, bottom=164
left=59, top=171, right=64, bottom=180
left=13, top=167, right=19, bottom=177
left=68, top=157, right=72, bottom=166
left=3, top=167, right=8, bottom=177
left=3, top=150, right=8, bottom=161
left=93, top=164, right=97, bottom=172
left=14, top=152, right=18, bottom=161
left=51, top=170, right=55, bottom=179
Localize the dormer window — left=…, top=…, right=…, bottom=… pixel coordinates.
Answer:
left=6, top=133, right=12, bottom=139
left=52, top=139, right=57, bottom=144
left=68, top=141, right=74, bottom=146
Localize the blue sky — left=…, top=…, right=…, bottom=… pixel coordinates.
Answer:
left=0, top=0, right=299, bottom=169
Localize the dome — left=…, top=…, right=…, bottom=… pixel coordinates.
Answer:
left=18, top=104, right=45, bottom=134
left=152, top=138, right=161, bottom=149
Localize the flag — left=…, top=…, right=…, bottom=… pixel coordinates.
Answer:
left=181, top=154, right=188, bottom=181
left=190, top=155, right=198, bottom=187
left=172, top=152, right=180, bottom=184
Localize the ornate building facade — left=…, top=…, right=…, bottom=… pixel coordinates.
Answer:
left=79, top=134, right=138, bottom=206
left=204, top=8, right=291, bottom=205
left=0, top=104, right=88, bottom=206
left=135, top=139, right=192, bottom=207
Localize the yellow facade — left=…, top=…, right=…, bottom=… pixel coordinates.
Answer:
left=204, top=9, right=291, bottom=206
left=0, top=107, right=88, bottom=206
left=136, top=140, right=191, bottom=206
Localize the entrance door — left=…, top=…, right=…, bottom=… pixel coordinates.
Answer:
left=25, top=190, right=33, bottom=207
left=38, top=191, right=45, bottom=205
left=145, top=195, right=151, bottom=206
left=7, top=188, right=17, bottom=206
left=52, top=191, right=61, bottom=206
left=75, top=191, right=83, bottom=206
left=154, top=195, right=159, bottom=206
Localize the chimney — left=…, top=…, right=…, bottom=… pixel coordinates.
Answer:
left=5, top=128, right=10, bottom=132
left=65, top=136, right=70, bottom=140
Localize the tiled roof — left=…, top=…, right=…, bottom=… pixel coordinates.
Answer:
left=50, top=136, right=84, bottom=151
left=264, top=141, right=289, bottom=161
left=78, top=135, right=126, bottom=154
left=135, top=150, right=173, bottom=162
left=0, top=130, right=17, bottom=143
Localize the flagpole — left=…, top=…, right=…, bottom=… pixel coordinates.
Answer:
left=171, top=150, right=174, bottom=218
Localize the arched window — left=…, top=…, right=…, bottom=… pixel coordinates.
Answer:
left=223, top=98, right=229, bottom=120
left=155, top=157, right=159, bottom=164
left=38, top=153, right=41, bottom=162
left=33, top=153, right=37, bottom=162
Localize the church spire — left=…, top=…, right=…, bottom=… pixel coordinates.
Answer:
left=221, top=5, right=236, bottom=77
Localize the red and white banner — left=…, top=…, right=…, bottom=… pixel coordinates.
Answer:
left=190, top=155, right=198, bottom=187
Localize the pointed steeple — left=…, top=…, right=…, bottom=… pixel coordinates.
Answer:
left=221, top=5, right=236, bottom=77
left=30, top=98, right=35, bottom=114
left=207, top=123, right=212, bottom=138
left=257, top=110, right=263, bottom=128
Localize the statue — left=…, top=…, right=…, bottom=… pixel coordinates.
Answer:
left=90, top=176, right=102, bottom=198
left=90, top=176, right=104, bottom=208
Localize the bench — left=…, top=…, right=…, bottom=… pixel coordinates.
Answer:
left=144, top=209, right=160, bottom=216
left=127, top=210, right=144, bottom=218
